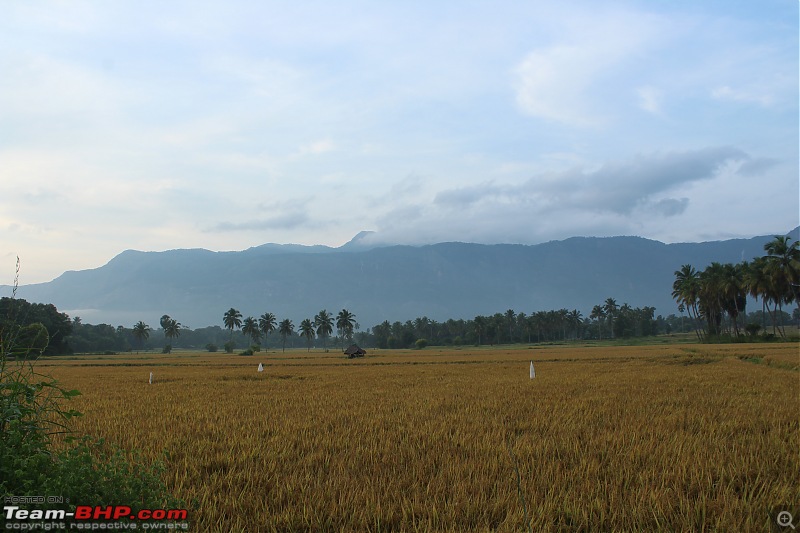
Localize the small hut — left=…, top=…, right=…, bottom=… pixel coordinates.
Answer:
left=344, top=344, right=366, bottom=359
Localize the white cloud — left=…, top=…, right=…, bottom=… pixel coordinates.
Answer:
left=711, top=85, right=774, bottom=106
left=636, top=86, right=663, bottom=114
left=512, top=8, right=666, bottom=126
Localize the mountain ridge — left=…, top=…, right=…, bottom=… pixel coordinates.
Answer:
left=7, top=229, right=797, bottom=329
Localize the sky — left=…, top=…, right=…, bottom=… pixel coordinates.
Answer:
left=1, top=0, right=798, bottom=285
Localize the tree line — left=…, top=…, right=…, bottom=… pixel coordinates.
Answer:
left=4, top=235, right=797, bottom=355
left=672, top=235, right=799, bottom=340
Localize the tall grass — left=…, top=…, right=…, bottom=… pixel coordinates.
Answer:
left=42, top=343, right=799, bottom=531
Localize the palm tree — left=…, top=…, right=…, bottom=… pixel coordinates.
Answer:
left=763, top=235, right=800, bottom=337
left=672, top=265, right=703, bottom=341
left=164, top=318, right=182, bottom=351
left=258, top=313, right=277, bottom=348
left=590, top=305, right=605, bottom=340
left=336, top=309, right=356, bottom=351
left=299, top=319, right=315, bottom=352
left=472, top=315, right=486, bottom=346
left=242, top=316, right=260, bottom=346
left=314, top=310, right=333, bottom=352
left=223, top=308, right=243, bottom=340
left=568, top=309, right=583, bottom=340
left=132, top=321, right=151, bottom=353
left=603, top=298, right=618, bottom=339
left=505, top=309, right=516, bottom=343
left=278, top=319, right=294, bottom=352
left=745, top=256, right=772, bottom=333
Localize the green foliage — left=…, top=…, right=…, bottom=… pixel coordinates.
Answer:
left=224, top=340, right=235, bottom=354
left=415, top=338, right=428, bottom=350
left=162, top=344, right=172, bottom=354
left=239, top=348, right=254, bottom=356
left=206, top=343, right=218, bottom=352
left=1, top=267, right=182, bottom=512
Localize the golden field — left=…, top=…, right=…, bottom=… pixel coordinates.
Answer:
left=38, top=342, right=799, bottom=532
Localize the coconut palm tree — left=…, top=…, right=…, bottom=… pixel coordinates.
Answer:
left=590, top=305, right=605, bottom=340
left=132, top=321, right=151, bottom=353
left=336, top=309, right=356, bottom=351
left=299, top=319, right=315, bottom=352
left=672, top=265, right=703, bottom=341
left=763, top=235, right=800, bottom=337
left=603, top=298, right=618, bottom=339
left=223, top=308, right=243, bottom=340
left=505, top=309, right=516, bottom=343
left=258, top=312, right=277, bottom=348
left=164, top=318, right=182, bottom=351
left=314, top=310, right=333, bottom=352
left=472, top=315, right=486, bottom=346
left=242, top=316, right=260, bottom=346
left=278, top=319, right=294, bottom=352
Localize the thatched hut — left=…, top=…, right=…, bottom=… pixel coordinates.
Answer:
left=344, top=344, right=366, bottom=358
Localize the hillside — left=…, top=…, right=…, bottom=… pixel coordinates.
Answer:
left=9, top=230, right=797, bottom=329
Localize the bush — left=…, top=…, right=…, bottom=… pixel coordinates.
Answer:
left=251, top=345, right=261, bottom=353
left=224, top=341, right=235, bottom=354
left=206, top=343, right=218, bottom=352
left=162, top=344, right=172, bottom=354
left=239, top=348, right=254, bottom=356
left=415, top=338, right=429, bottom=350
left=0, top=269, right=183, bottom=514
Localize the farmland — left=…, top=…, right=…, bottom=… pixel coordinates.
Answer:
left=39, top=343, right=799, bottom=532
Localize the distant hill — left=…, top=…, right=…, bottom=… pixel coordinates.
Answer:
left=9, top=229, right=798, bottom=329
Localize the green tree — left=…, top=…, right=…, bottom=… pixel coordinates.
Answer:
left=472, top=315, right=486, bottom=346
left=223, top=308, right=243, bottom=340
left=603, top=298, right=618, bottom=339
left=762, top=235, right=800, bottom=337
left=278, top=319, right=294, bottom=352
left=672, top=265, right=703, bottom=341
left=163, top=319, right=182, bottom=351
left=299, top=319, right=315, bottom=352
left=242, top=316, right=260, bottom=345
left=505, top=309, right=516, bottom=343
left=258, top=312, right=276, bottom=347
left=314, top=310, right=333, bottom=352
left=336, top=309, right=356, bottom=351
left=131, top=321, right=151, bottom=353
left=590, top=305, right=605, bottom=340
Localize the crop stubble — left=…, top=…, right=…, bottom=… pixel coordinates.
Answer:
left=42, top=343, right=799, bottom=531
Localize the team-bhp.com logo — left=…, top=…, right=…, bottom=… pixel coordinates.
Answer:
left=4, top=504, right=189, bottom=530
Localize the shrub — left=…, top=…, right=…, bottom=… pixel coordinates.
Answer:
left=206, top=343, right=218, bottom=352
left=239, top=348, right=254, bottom=356
left=162, top=344, right=172, bottom=354
left=0, top=265, right=183, bottom=513
left=224, top=341, right=235, bottom=354
left=415, top=338, right=429, bottom=350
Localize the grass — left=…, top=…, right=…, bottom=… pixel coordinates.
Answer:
left=39, top=342, right=800, bottom=531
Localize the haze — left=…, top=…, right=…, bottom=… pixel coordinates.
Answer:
left=1, top=0, right=797, bottom=284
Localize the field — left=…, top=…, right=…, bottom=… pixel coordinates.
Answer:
left=39, top=342, right=800, bottom=532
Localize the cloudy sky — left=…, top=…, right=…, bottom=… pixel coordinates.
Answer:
left=2, top=1, right=797, bottom=284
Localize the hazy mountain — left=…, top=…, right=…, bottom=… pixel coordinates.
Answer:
left=8, top=229, right=798, bottom=329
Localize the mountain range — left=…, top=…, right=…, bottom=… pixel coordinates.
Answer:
left=8, top=229, right=798, bottom=329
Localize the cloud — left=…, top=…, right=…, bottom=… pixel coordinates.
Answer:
left=636, top=86, right=663, bottom=114
left=432, top=147, right=747, bottom=215
left=650, top=197, right=689, bottom=217
left=736, top=157, right=780, bottom=176
left=711, top=85, right=774, bottom=107
left=209, top=212, right=310, bottom=232
left=512, top=9, right=665, bottom=126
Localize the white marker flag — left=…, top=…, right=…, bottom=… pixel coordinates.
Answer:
left=529, top=361, right=535, bottom=379
left=257, top=363, right=264, bottom=372
left=149, top=372, right=153, bottom=385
